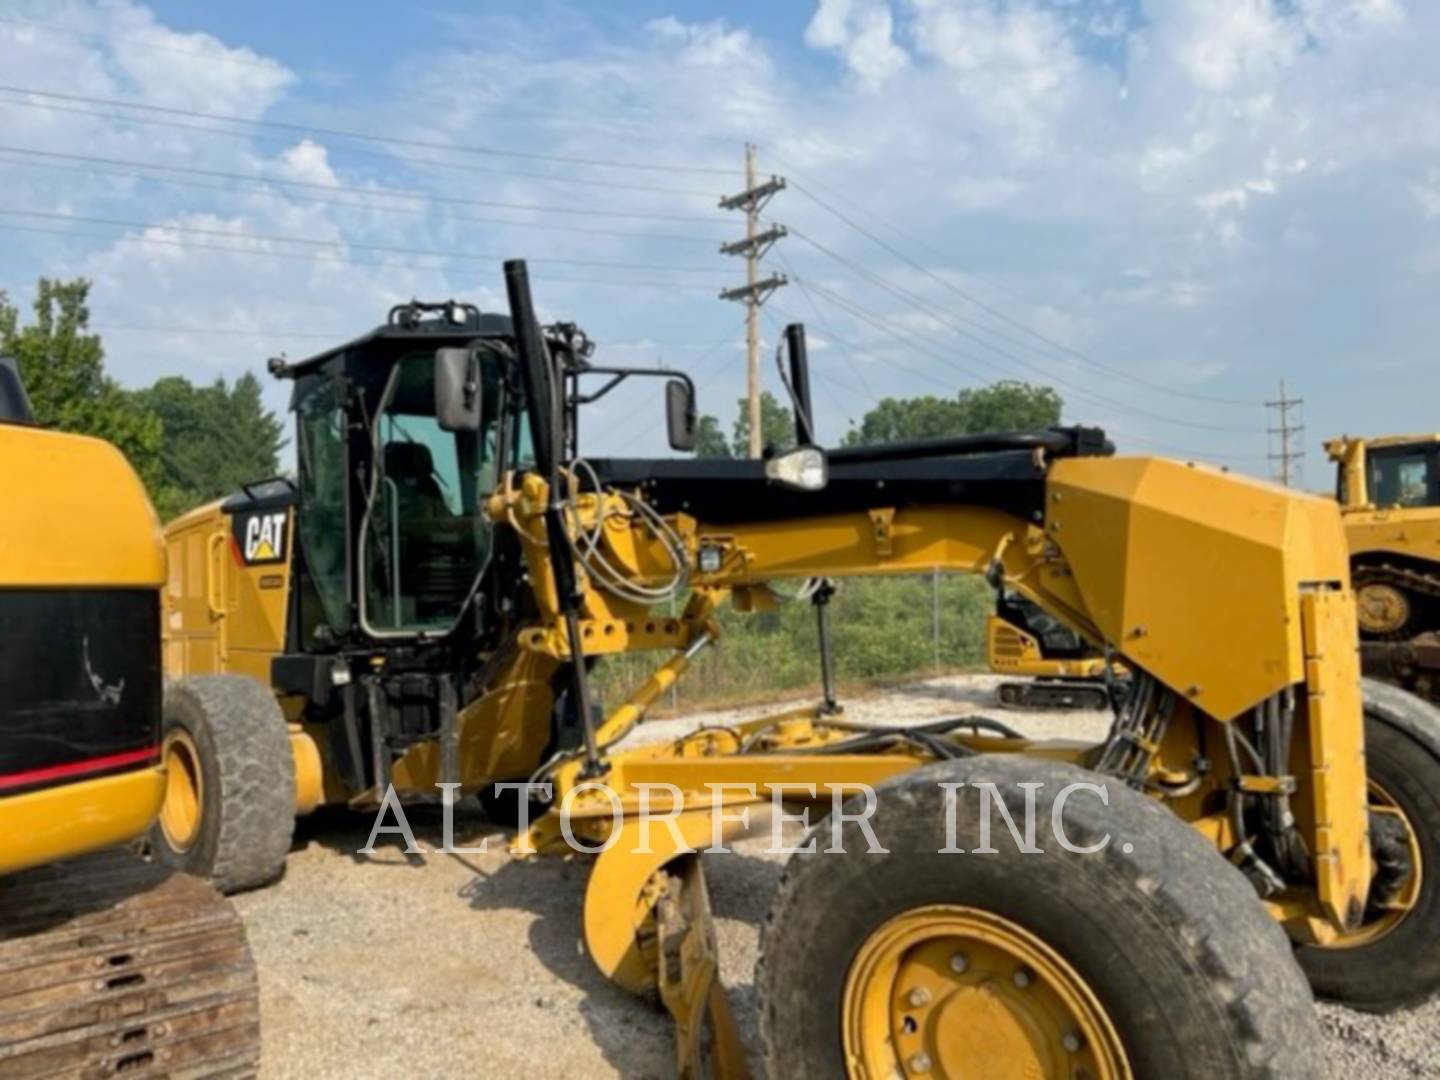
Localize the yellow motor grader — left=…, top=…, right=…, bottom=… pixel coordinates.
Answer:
left=0, top=358, right=260, bottom=1077
left=155, top=265, right=1440, bottom=1078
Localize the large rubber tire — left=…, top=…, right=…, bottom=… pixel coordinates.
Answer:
left=148, top=675, right=296, bottom=894
left=758, top=756, right=1324, bottom=1079
left=1296, top=678, right=1440, bottom=1012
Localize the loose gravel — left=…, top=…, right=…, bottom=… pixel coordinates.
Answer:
left=235, top=675, right=1439, bottom=1078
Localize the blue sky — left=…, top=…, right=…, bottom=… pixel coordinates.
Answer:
left=1, top=0, right=1436, bottom=482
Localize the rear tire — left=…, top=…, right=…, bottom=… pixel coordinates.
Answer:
left=1295, top=679, right=1440, bottom=1012
left=148, top=675, right=295, bottom=894
left=757, top=756, right=1324, bottom=1079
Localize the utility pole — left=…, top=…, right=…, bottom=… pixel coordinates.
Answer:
left=719, top=143, right=787, bottom=458
left=1266, top=379, right=1305, bottom=488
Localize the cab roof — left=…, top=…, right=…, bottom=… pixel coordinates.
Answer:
left=277, top=304, right=515, bottom=378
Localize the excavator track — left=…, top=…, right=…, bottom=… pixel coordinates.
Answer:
left=996, top=679, right=1110, bottom=711
left=0, top=850, right=260, bottom=1079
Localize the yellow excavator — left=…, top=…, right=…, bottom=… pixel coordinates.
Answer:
left=1328, top=433, right=1440, bottom=702
left=985, top=588, right=1118, bottom=709
left=153, top=268, right=1439, bottom=1078
left=0, top=357, right=260, bottom=1077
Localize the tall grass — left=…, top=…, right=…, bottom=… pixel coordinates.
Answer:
left=592, top=574, right=993, bottom=712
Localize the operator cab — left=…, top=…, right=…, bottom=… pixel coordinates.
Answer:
left=274, top=303, right=525, bottom=650
left=1328, top=435, right=1440, bottom=510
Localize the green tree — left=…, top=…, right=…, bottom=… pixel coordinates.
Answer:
left=843, top=380, right=1063, bottom=446
left=0, top=278, right=163, bottom=488
left=731, top=390, right=796, bottom=457
left=133, top=372, right=286, bottom=519
left=693, top=413, right=732, bottom=458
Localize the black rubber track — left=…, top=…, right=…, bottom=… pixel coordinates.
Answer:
left=757, top=755, right=1325, bottom=1078
left=149, top=675, right=295, bottom=894
left=1296, top=678, right=1440, bottom=1011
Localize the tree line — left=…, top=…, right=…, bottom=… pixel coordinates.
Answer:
left=695, top=378, right=1063, bottom=458
left=1, top=278, right=285, bottom=521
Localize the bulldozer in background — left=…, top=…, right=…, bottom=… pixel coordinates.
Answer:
left=0, top=358, right=261, bottom=1077
left=985, top=588, right=1118, bottom=710
left=150, top=265, right=1440, bottom=1079
left=1328, top=433, right=1440, bottom=703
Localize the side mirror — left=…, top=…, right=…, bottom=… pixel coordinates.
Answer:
left=665, top=379, right=697, bottom=452
left=435, top=347, right=482, bottom=432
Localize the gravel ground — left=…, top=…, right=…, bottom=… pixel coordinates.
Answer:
left=235, top=674, right=1439, bottom=1078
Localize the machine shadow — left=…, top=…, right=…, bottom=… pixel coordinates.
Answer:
left=289, top=798, right=785, bottom=1078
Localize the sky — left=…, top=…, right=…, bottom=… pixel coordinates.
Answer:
left=1, top=0, right=1437, bottom=483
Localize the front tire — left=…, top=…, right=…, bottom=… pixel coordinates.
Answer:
left=148, top=675, right=295, bottom=894
left=758, top=756, right=1324, bottom=1079
left=1296, top=679, right=1440, bottom=1012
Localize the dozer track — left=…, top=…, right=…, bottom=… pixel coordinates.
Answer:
left=1354, top=563, right=1440, bottom=704
left=1354, top=561, right=1440, bottom=631
left=0, top=850, right=260, bottom=1079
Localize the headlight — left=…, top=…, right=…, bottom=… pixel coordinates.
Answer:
left=765, top=447, right=828, bottom=491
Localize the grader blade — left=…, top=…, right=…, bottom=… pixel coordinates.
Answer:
left=656, top=858, right=748, bottom=1080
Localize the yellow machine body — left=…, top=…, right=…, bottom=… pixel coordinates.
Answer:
left=1326, top=433, right=1440, bottom=563
left=163, top=453, right=1372, bottom=932
left=0, top=424, right=167, bottom=875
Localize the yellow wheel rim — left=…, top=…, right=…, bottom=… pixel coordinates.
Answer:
left=159, top=729, right=204, bottom=853
left=1326, top=778, right=1423, bottom=950
left=842, top=905, right=1130, bottom=1079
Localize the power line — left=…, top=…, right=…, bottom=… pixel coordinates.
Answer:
left=782, top=174, right=1267, bottom=408
left=0, top=207, right=723, bottom=274
left=0, top=146, right=727, bottom=232
left=0, top=152, right=718, bottom=242
left=0, top=13, right=288, bottom=72
left=770, top=249, right=877, bottom=402
left=0, top=101, right=723, bottom=200
left=0, top=84, right=735, bottom=177
left=0, top=145, right=726, bottom=224
left=0, top=99, right=725, bottom=201
left=790, top=267, right=1259, bottom=434
left=0, top=13, right=747, bottom=148
left=0, top=221, right=723, bottom=289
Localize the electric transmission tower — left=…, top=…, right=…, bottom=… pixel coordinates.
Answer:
left=1266, top=379, right=1305, bottom=488
left=719, top=143, right=787, bottom=458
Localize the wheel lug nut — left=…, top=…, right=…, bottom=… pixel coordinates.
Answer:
left=907, top=986, right=931, bottom=1008
left=949, top=952, right=969, bottom=974
left=1013, top=967, right=1033, bottom=989
left=1063, top=1031, right=1084, bottom=1053
left=908, top=1051, right=932, bottom=1073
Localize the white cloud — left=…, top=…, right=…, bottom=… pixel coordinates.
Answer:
left=805, top=0, right=910, bottom=89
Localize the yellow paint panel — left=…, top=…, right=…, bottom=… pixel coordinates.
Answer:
left=1299, top=588, right=1371, bottom=927
left=0, top=426, right=163, bottom=588
left=0, top=768, right=166, bottom=876
left=1048, top=457, right=1348, bottom=720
